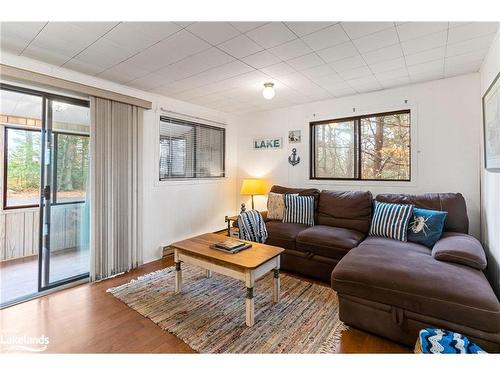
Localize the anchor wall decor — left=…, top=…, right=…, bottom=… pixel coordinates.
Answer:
left=288, top=148, right=300, bottom=166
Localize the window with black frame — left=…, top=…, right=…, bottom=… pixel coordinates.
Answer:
left=159, top=116, right=225, bottom=180
left=310, top=110, right=411, bottom=181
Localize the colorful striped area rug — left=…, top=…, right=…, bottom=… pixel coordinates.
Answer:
left=107, top=265, right=347, bottom=353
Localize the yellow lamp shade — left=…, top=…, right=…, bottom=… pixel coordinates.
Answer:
left=240, top=179, right=267, bottom=196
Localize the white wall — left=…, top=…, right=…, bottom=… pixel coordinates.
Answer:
left=480, top=30, right=500, bottom=297
left=0, top=53, right=238, bottom=264
left=235, top=74, right=482, bottom=238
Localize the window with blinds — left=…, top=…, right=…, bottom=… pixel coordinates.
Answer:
left=159, top=116, right=225, bottom=180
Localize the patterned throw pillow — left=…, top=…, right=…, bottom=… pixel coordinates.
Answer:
left=369, top=201, right=414, bottom=242
left=407, top=208, right=447, bottom=248
left=283, top=195, right=314, bottom=226
left=267, top=192, right=297, bottom=220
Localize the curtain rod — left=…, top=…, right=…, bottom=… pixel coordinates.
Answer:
left=159, top=107, right=227, bottom=127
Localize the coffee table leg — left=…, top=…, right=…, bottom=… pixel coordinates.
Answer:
left=174, top=249, right=182, bottom=293
left=206, top=269, right=212, bottom=278
left=273, top=268, right=280, bottom=303
left=245, top=271, right=255, bottom=327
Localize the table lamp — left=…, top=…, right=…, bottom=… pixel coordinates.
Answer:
left=240, top=179, right=267, bottom=210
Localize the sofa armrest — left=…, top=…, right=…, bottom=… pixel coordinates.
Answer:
left=432, top=232, right=487, bottom=270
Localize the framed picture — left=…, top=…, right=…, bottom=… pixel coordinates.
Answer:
left=483, top=71, right=500, bottom=172
left=288, top=130, right=301, bottom=143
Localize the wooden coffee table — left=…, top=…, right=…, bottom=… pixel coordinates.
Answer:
left=171, top=233, right=285, bottom=327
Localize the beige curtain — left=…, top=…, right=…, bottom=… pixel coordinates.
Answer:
left=90, top=97, right=143, bottom=281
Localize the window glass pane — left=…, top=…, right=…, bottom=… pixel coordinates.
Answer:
left=52, top=100, right=90, bottom=134
left=55, top=134, right=90, bottom=203
left=5, top=128, right=42, bottom=207
left=0, top=89, right=42, bottom=129
left=313, top=121, right=356, bottom=178
left=159, top=117, right=225, bottom=179
left=360, top=112, right=410, bottom=180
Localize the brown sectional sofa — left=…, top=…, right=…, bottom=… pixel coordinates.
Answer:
left=263, top=185, right=500, bottom=352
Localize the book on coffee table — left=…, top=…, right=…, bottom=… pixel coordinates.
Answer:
left=210, top=239, right=252, bottom=253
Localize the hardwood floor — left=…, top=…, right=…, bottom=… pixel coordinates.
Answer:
left=0, top=257, right=410, bottom=353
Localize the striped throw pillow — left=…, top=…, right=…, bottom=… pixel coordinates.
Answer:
left=369, top=201, right=414, bottom=242
left=283, top=195, right=314, bottom=226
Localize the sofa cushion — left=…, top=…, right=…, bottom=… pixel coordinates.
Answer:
left=432, top=232, right=487, bottom=270
left=265, top=221, right=308, bottom=250
left=318, top=190, right=373, bottom=234
left=331, top=236, right=500, bottom=333
left=296, top=225, right=365, bottom=260
left=376, top=193, right=469, bottom=234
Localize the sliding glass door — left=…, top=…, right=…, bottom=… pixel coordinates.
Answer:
left=40, top=96, right=90, bottom=289
left=0, top=84, right=90, bottom=306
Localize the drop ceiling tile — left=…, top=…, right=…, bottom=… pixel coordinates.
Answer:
left=230, top=22, right=267, bottom=33
left=0, top=36, right=28, bottom=54
left=374, top=68, right=408, bottom=81
left=396, top=22, right=448, bottom=41
left=362, top=44, right=403, bottom=65
left=274, top=72, right=310, bottom=88
left=287, top=53, right=324, bottom=71
left=410, top=70, right=444, bottom=83
left=28, top=22, right=107, bottom=58
left=379, top=75, right=411, bottom=89
left=195, top=60, right=255, bottom=83
left=407, top=59, right=444, bottom=76
left=405, top=47, right=446, bottom=66
left=312, top=73, right=344, bottom=87
left=352, top=27, right=399, bottom=53
left=446, top=33, right=496, bottom=57
left=444, top=59, right=483, bottom=76
left=70, top=38, right=133, bottom=69
left=341, top=22, right=394, bottom=39
left=69, top=22, right=119, bottom=36
left=169, top=47, right=234, bottom=76
left=447, top=22, right=499, bottom=44
left=328, top=85, right=357, bottom=97
left=218, top=34, right=263, bottom=58
left=347, top=75, right=381, bottom=92
left=22, top=44, right=72, bottom=66
left=103, top=22, right=181, bottom=54
left=316, top=41, right=358, bottom=63
left=246, top=23, right=296, bottom=49
left=126, top=30, right=210, bottom=71
left=174, top=22, right=194, bottom=28
left=97, top=61, right=151, bottom=84
left=186, top=22, right=240, bottom=45
left=302, top=24, right=349, bottom=50
left=269, top=39, right=312, bottom=60
left=284, top=22, right=336, bottom=37
left=329, top=54, right=367, bottom=72
left=128, top=72, right=167, bottom=91
left=0, top=22, right=46, bottom=45
left=448, top=22, right=471, bottom=29
left=338, top=65, right=373, bottom=80
left=260, top=62, right=295, bottom=77
left=445, top=49, right=489, bottom=66
left=63, top=59, right=106, bottom=76
left=401, top=30, right=447, bottom=55
left=300, top=64, right=336, bottom=80
left=242, top=50, right=281, bottom=68
left=369, top=57, right=406, bottom=73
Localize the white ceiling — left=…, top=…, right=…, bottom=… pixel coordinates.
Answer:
left=1, top=22, right=498, bottom=114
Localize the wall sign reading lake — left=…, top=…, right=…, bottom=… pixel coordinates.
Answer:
left=253, top=137, right=282, bottom=149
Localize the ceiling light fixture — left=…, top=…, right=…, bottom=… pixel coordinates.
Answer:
left=262, top=82, right=275, bottom=100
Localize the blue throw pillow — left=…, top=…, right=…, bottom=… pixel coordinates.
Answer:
left=407, top=208, right=447, bottom=248
left=369, top=201, right=414, bottom=242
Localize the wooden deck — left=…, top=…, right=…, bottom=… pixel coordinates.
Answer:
left=0, top=247, right=89, bottom=305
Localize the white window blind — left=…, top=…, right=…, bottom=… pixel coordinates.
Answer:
left=159, top=116, right=225, bottom=180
